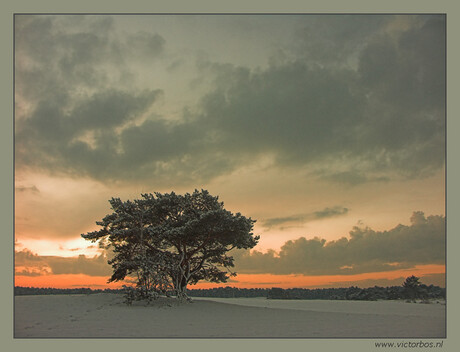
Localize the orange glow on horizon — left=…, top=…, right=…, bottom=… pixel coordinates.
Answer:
left=15, top=274, right=126, bottom=290
left=192, top=264, right=445, bottom=289
left=15, top=264, right=445, bottom=290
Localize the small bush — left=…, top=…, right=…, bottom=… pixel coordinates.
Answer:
left=122, top=285, right=160, bottom=305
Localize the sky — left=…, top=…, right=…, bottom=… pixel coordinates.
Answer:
left=14, top=14, right=446, bottom=289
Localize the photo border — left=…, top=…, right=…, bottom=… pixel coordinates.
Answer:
left=2, top=1, right=458, bottom=351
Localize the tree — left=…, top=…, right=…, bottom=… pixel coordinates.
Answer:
left=81, top=189, right=259, bottom=301
left=403, top=275, right=422, bottom=301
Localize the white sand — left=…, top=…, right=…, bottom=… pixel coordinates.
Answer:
left=14, top=293, right=446, bottom=338
left=194, top=297, right=446, bottom=317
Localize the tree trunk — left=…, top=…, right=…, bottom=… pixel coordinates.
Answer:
left=175, top=277, right=191, bottom=302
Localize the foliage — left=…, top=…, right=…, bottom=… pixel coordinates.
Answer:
left=267, top=287, right=291, bottom=299
left=122, top=285, right=160, bottom=305
left=403, top=275, right=423, bottom=301
left=81, top=189, right=259, bottom=302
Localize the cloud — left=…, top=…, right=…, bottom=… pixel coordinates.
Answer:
left=15, top=268, right=51, bottom=277
left=16, top=89, right=161, bottom=179
left=124, top=31, right=166, bottom=62
left=262, top=214, right=310, bottom=229
left=15, top=248, right=113, bottom=277
left=15, top=211, right=444, bottom=280
left=316, top=171, right=390, bottom=186
left=233, top=212, right=445, bottom=275
left=15, top=15, right=445, bottom=186
left=292, top=14, right=391, bottom=67
left=314, top=206, right=349, bottom=219
left=262, top=206, right=349, bottom=229
left=358, top=16, right=445, bottom=113
left=15, top=185, right=40, bottom=193
left=195, top=16, right=445, bottom=181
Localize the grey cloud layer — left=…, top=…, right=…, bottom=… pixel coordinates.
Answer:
left=234, top=212, right=445, bottom=275
left=15, top=15, right=445, bottom=185
left=292, top=15, right=390, bottom=66
left=197, top=16, right=445, bottom=180
left=15, top=249, right=112, bottom=277
left=262, top=206, right=349, bottom=229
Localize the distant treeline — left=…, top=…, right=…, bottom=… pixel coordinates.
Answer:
left=14, top=286, right=122, bottom=296
left=14, top=284, right=445, bottom=301
left=264, top=285, right=446, bottom=301
left=188, top=284, right=446, bottom=301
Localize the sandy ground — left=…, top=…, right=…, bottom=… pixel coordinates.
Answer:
left=14, top=293, right=446, bottom=338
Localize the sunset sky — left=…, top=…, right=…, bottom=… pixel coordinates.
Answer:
left=14, top=14, right=446, bottom=289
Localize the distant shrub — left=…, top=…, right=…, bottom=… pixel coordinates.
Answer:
left=122, top=285, right=160, bottom=305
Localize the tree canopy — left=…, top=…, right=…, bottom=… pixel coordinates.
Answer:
left=81, top=189, right=259, bottom=301
left=403, top=275, right=423, bottom=301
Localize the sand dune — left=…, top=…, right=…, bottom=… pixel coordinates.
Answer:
left=14, top=293, right=446, bottom=338
left=194, top=297, right=446, bottom=317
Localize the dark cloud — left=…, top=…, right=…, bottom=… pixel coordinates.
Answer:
left=263, top=214, right=310, bottom=229
left=15, top=248, right=113, bottom=277
left=263, top=206, right=349, bottom=229
left=317, top=171, right=390, bottom=186
left=234, top=212, right=445, bottom=275
left=16, top=89, right=161, bottom=179
left=15, top=249, right=43, bottom=262
left=16, top=16, right=111, bottom=103
left=15, top=15, right=445, bottom=186
left=195, top=16, right=445, bottom=181
left=15, top=185, right=40, bottom=193
left=68, top=89, right=161, bottom=131
left=125, top=31, right=166, bottom=61
left=16, top=268, right=51, bottom=277
left=199, top=62, right=365, bottom=163
left=354, top=17, right=446, bottom=180
left=15, top=15, right=165, bottom=108
left=292, top=14, right=391, bottom=66
left=359, top=16, right=445, bottom=113
left=48, top=254, right=112, bottom=276
left=15, top=16, right=164, bottom=92
left=314, top=206, right=349, bottom=219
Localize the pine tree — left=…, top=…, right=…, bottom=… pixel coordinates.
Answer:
left=403, top=275, right=422, bottom=302
left=82, top=189, right=259, bottom=302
